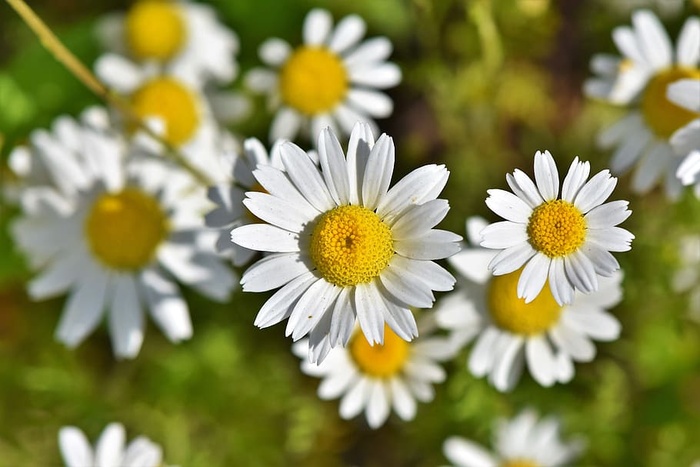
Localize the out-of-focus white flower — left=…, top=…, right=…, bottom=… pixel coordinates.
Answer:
left=667, top=79, right=700, bottom=191
left=59, top=422, right=162, bottom=467
left=246, top=8, right=401, bottom=142
left=97, top=0, right=239, bottom=85
left=293, top=314, right=454, bottom=429
left=10, top=114, right=236, bottom=358
left=584, top=10, right=700, bottom=199
left=672, top=234, right=700, bottom=323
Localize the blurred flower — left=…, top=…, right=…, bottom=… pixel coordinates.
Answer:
left=481, top=150, right=633, bottom=305
left=231, top=123, right=459, bottom=363
left=97, top=0, right=239, bottom=85
left=584, top=10, right=700, bottom=199
left=443, top=408, right=584, bottom=467
left=672, top=234, right=700, bottom=322
left=668, top=78, right=700, bottom=189
left=245, top=8, right=401, bottom=142
left=95, top=54, right=243, bottom=184
left=59, top=422, right=162, bottom=467
left=10, top=112, right=236, bottom=358
left=437, top=216, right=623, bottom=392
left=293, top=314, right=454, bottom=429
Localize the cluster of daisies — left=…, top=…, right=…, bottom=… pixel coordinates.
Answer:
left=4, top=1, right=698, bottom=464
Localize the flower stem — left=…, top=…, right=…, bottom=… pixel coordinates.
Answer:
left=4, top=0, right=213, bottom=186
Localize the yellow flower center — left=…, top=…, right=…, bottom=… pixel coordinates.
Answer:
left=130, top=77, right=200, bottom=146
left=641, top=66, right=700, bottom=139
left=349, top=325, right=410, bottom=378
left=85, top=188, right=169, bottom=271
left=125, top=0, right=186, bottom=61
left=488, top=268, right=562, bottom=335
left=310, top=205, right=394, bottom=287
left=501, top=460, right=540, bottom=467
left=279, top=46, right=348, bottom=115
left=527, top=200, right=586, bottom=258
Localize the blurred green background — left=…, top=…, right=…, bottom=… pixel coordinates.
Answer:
left=1, top=0, right=700, bottom=465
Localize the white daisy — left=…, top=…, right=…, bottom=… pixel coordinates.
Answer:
left=672, top=234, right=700, bottom=322
left=97, top=0, right=239, bottom=85
left=10, top=115, right=236, bottom=359
left=59, top=422, right=162, bottom=467
left=481, top=150, right=633, bottom=306
left=245, top=8, right=401, bottom=142
left=231, top=122, right=460, bottom=363
left=293, top=314, right=454, bottom=429
left=443, top=408, right=584, bottom=467
left=668, top=79, right=700, bottom=188
left=95, top=53, right=237, bottom=184
left=437, top=216, right=623, bottom=392
left=584, top=10, right=700, bottom=199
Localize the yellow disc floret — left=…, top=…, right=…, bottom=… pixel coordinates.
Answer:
left=85, top=188, right=169, bottom=271
left=501, top=460, right=540, bottom=467
left=125, top=0, right=186, bottom=61
left=641, top=66, right=700, bottom=139
left=527, top=200, right=586, bottom=258
left=279, top=46, right=348, bottom=115
left=349, top=325, right=410, bottom=378
left=488, top=268, right=562, bottom=335
left=310, top=205, right=393, bottom=287
left=130, top=77, right=200, bottom=146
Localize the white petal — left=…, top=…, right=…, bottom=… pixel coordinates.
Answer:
left=563, top=309, right=621, bottom=341
left=468, top=327, right=499, bottom=377
left=318, top=127, right=351, bottom=205
left=390, top=255, right=455, bottom=292
left=94, top=53, right=142, bottom=92
left=253, top=271, right=316, bottom=328
left=346, top=89, right=393, bottom=117
left=564, top=250, right=599, bottom=294
left=243, top=192, right=316, bottom=232
left=550, top=323, right=596, bottom=361
left=580, top=243, right=620, bottom=276
left=231, top=224, right=299, bottom=253
left=376, top=164, right=449, bottom=220
left=241, top=252, right=310, bottom=292
left=329, top=288, right=355, bottom=347
left=269, top=107, right=302, bottom=142
left=346, top=121, right=376, bottom=205
left=349, top=63, right=402, bottom=88
left=390, top=199, right=449, bottom=238
left=259, top=38, right=291, bottom=66
left=491, top=334, right=524, bottom=392
left=109, top=275, right=145, bottom=359
left=59, top=427, right=93, bottom=467
left=488, top=242, right=537, bottom=275
left=612, top=26, right=645, bottom=64
left=140, top=269, right=192, bottom=343
left=480, top=221, right=528, bottom=249
left=587, top=227, right=634, bottom=252
left=328, top=14, right=366, bottom=53
left=366, top=380, right=390, bottom=428
left=632, top=10, right=672, bottom=70
left=281, top=142, right=335, bottom=212
left=121, top=437, right=163, bottom=467
left=561, top=157, right=591, bottom=202
left=339, top=378, right=370, bottom=419
left=394, top=230, right=462, bottom=260
left=584, top=200, right=631, bottom=229
left=525, top=336, right=557, bottom=387
left=28, top=248, right=84, bottom=299
left=573, top=170, right=617, bottom=212
left=344, top=37, right=392, bottom=66
left=390, top=378, right=417, bottom=421
left=380, top=265, right=435, bottom=308
left=55, top=268, right=109, bottom=348
left=534, top=150, right=560, bottom=201
left=631, top=144, right=670, bottom=194
left=354, top=282, right=386, bottom=345
left=549, top=257, right=574, bottom=305
left=506, top=169, right=544, bottom=208
left=448, top=249, right=496, bottom=284
left=676, top=18, right=700, bottom=67
left=303, top=8, right=333, bottom=45
left=554, top=352, right=575, bottom=383
left=443, top=437, right=497, bottom=467
left=677, top=150, right=700, bottom=185
left=517, top=253, right=550, bottom=303
left=286, top=279, right=341, bottom=340
left=361, top=134, right=395, bottom=210
left=610, top=126, right=651, bottom=174
left=485, top=189, right=532, bottom=224
left=95, top=423, right=125, bottom=467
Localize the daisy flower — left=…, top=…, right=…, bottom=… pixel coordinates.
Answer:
left=668, top=78, right=700, bottom=187
left=95, top=53, right=238, bottom=184
left=437, top=216, right=623, bottom=392
left=246, top=8, right=401, bottom=142
left=292, top=314, right=454, bottom=429
left=59, top=422, right=162, bottom=467
left=10, top=115, right=235, bottom=358
left=443, top=408, right=584, bottom=467
left=672, top=234, right=700, bottom=322
left=481, top=150, right=633, bottom=306
left=231, top=122, right=460, bottom=363
left=584, top=10, right=700, bottom=199
left=97, top=0, right=239, bottom=85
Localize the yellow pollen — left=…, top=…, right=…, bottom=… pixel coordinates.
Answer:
left=279, top=46, right=348, bottom=115
left=130, top=77, right=200, bottom=146
left=125, top=0, right=186, bottom=61
left=349, top=325, right=410, bottom=378
left=641, top=66, right=700, bottom=139
left=527, top=200, right=586, bottom=258
left=488, top=268, right=562, bottom=335
left=85, top=188, right=169, bottom=271
left=310, top=205, right=393, bottom=287
left=501, top=460, right=540, bottom=467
